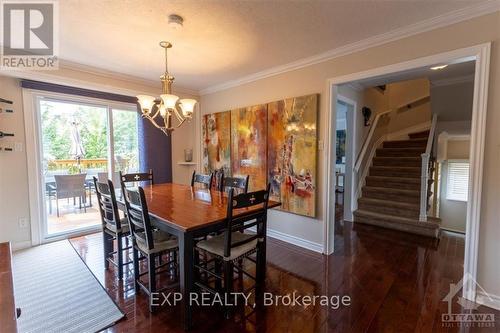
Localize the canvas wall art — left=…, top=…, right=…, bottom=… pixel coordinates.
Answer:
left=230, top=104, right=268, bottom=191
left=202, top=111, right=231, bottom=177
left=268, top=94, right=318, bottom=217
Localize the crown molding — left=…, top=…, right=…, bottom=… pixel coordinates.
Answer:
left=58, top=60, right=200, bottom=96
left=200, top=2, right=500, bottom=95
left=0, top=58, right=199, bottom=97
left=431, top=74, right=475, bottom=87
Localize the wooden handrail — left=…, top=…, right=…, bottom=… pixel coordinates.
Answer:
left=354, top=109, right=392, bottom=171
left=419, top=114, right=438, bottom=222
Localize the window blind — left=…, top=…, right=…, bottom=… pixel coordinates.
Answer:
left=446, top=161, right=469, bottom=202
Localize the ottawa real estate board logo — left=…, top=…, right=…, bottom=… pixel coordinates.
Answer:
left=442, top=273, right=496, bottom=328
left=1, top=0, right=58, bottom=70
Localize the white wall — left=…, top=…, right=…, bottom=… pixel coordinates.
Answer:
left=0, top=76, right=31, bottom=248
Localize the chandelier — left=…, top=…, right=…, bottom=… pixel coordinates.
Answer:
left=137, top=41, right=197, bottom=135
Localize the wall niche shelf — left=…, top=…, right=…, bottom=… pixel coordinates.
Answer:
left=177, top=162, right=197, bottom=166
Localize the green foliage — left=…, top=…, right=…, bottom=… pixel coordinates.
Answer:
left=40, top=101, right=139, bottom=172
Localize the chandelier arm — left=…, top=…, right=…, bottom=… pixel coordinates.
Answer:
left=172, top=106, right=185, bottom=123
left=175, top=117, right=187, bottom=128
left=142, top=114, right=163, bottom=129
left=150, top=108, right=161, bottom=120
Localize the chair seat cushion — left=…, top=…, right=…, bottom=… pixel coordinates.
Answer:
left=105, top=218, right=129, bottom=233
left=135, top=230, right=178, bottom=254
left=196, top=232, right=259, bottom=261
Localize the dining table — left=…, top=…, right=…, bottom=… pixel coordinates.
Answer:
left=115, top=182, right=280, bottom=330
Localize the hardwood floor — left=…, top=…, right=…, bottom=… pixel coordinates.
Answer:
left=70, top=219, right=500, bottom=332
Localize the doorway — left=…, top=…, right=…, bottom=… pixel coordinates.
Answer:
left=324, top=43, right=490, bottom=303
left=34, top=94, right=139, bottom=240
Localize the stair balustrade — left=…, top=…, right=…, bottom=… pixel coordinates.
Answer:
left=419, top=114, right=438, bottom=222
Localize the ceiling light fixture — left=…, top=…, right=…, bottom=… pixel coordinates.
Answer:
left=137, top=41, right=196, bottom=136
left=168, top=14, right=184, bottom=29
left=430, top=64, right=448, bottom=70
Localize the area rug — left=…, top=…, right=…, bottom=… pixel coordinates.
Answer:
left=12, top=240, right=124, bottom=333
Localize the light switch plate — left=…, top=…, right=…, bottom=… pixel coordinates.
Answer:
left=19, top=218, right=28, bottom=229
left=14, top=142, right=23, bottom=152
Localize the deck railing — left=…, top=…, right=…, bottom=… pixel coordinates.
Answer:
left=47, top=158, right=108, bottom=171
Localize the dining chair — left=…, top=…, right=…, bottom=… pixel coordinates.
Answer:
left=219, top=175, right=250, bottom=194
left=193, top=184, right=270, bottom=318
left=97, top=171, right=121, bottom=186
left=53, top=174, right=88, bottom=217
left=191, top=171, right=213, bottom=189
left=211, top=169, right=225, bottom=191
left=93, top=177, right=131, bottom=280
left=122, top=185, right=179, bottom=312
left=120, top=169, right=154, bottom=187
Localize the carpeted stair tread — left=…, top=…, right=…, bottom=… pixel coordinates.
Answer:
left=358, top=197, right=420, bottom=209
left=383, top=138, right=427, bottom=148
left=373, top=156, right=421, bottom=167
left=376, top=147, right=425, bottom=157
left=362, top=186, right=420, bottom=197
left=369, top=166, right=421, bottom=178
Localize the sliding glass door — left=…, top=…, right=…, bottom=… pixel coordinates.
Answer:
left=37, top=95, right=138, bottom=239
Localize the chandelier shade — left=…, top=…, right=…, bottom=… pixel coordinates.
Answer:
left=136, top=41, right=197, bottom=135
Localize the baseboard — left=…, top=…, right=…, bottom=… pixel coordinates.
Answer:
left=12, top=240, right=32, bottom=251
left=476, top=291, right=500, bottom=311
left=265, top=228, right=324, bottom=254
left=440, top=227, right=466, bottom=234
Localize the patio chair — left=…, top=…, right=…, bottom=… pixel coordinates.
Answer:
left=54, top=174, right=88, bottom=217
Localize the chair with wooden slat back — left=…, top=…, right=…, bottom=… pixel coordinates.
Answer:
left=191, top=171, right=213, bottom=189
left=121, top=185, right=179, bottom=312
left=119, top=169, right=154, bottom=188
left=194, top=184, right=270, bottom=318
left=211, top=169, right=224, bottom=191
left=93, top=177, right=131, bottom=280
left=219, top=175, right=250, bottom=194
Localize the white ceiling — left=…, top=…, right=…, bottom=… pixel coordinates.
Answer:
left=350, top=60, right=476, bottom=88
left=59, top=0, right=496, bottom=92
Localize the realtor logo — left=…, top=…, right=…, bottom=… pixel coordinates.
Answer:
left=442, top=273, right=495, bottom=328
left=1, top=0, right=58, bottom=69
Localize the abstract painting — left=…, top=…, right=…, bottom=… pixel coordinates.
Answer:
left=202, top=111, right=231, bottom=177
left=267, top=94, right=318, bottom=217
left=230, top=104, right=268, bottom=191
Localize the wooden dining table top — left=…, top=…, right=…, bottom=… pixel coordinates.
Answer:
left=131, top=183, right=280, bottom=232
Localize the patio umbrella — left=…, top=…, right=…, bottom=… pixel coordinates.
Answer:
left=69, top=121, right=85, bottom=172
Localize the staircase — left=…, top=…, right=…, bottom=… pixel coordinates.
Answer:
left=353, top=129, right=440, bottom=238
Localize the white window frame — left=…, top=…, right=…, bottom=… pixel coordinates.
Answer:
left=446, top=159, right=470, bottom=202
left=23, top=89, right=138, bottom=243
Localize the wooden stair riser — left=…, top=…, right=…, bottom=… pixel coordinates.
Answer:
left=376, top=148, right=425, bottom=157
left=383, top=139, right=427, bottom=149
left=369, top=166, right=421, bottom=178
left=408, top=130, right=430, bottom=139
left=373, top=157, right=422, bottom=167
left=362, top=188, right=420, bottom=204
left=353, top=212, right=439, bottom=238
left=358, top=201, right=419, bottom=219
left=365, top=177, right=421, bottom=190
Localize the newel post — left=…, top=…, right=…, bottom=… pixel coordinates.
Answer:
left=419, top=153, right=430, bottom=222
